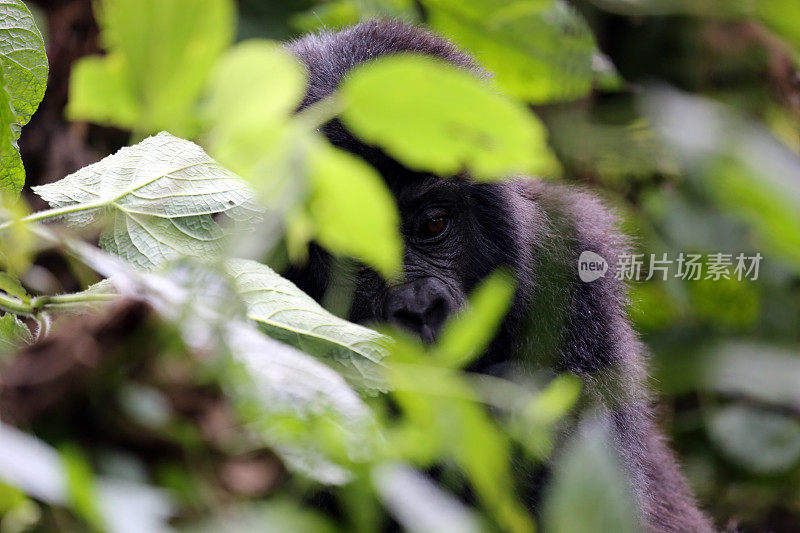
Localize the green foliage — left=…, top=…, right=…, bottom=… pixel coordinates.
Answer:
left=68, top=0, right=235, bottom=136
left=708, top=404, right=800, bottom=474
left=0, top=0, right=799, bottom=530
left=542, top=421, right=640, bottom=533
left=228, top=258, right=388, bottom=392
left=424, top=0, right=605, bottom=103
left=433, top=268, right=515, bottom=367
left=0, top=0, right=47, bottom=197
left=0, top=313, right=31, bottom=354
left=341, top=54, right=559, bottom=179
left=33, top=132, right=261, bottom=269
left=306, top=142, right=403, bottom=277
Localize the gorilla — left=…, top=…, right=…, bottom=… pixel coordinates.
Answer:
left=285, top=20, right=714, bottom=533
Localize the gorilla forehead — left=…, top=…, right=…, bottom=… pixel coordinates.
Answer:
left=388, top=172, right=466, bottom=209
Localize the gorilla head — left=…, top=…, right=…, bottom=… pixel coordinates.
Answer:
left=286, top=20, right=715, bottom=532
left=287, top=21, right=533, bottom=349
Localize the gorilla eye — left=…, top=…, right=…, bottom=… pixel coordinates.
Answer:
left=417, top=215, right=449, bottom=241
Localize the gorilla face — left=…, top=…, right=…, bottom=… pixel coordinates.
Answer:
left=346, top=173, right=521, bottom=343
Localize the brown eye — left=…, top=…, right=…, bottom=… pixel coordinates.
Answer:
left=419, top=216, right=448, bottom=240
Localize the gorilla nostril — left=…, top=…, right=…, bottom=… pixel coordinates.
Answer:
left=391, top=307, right=425, bottom=333
left=424, top=297, right=447, bottom=328
left=386, top=279, right=455, bottom=343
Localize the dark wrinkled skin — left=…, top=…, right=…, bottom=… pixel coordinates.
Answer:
left=284, top=20, right=716, bottom=533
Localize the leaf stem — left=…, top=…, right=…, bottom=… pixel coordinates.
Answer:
left=0, top=291, right=116, bottom=316
left=0, top=201, right=108, bottom=231
left=0, top=291, right=33, bottom=315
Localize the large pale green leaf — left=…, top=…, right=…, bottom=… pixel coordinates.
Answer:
left=33, top=132, right=261, bottom=269
left=80, top=251, right=375, bottom=484
left=340, top=54, right=557, bottom=179
left=227, top=258, right=388, bottom=393
left=424, top=0, right=602, bottom=103
left=68, top=0, right=234, bottom=135
left=0, top=0, right=48, bottom=196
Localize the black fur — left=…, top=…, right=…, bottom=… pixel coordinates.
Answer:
left=286, top=19, right=714, bottom=533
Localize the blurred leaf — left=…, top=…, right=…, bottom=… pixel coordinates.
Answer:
left=511, top=374, right=582, bottom=460
left=341, top=54, right=558, bottom=179
left=290, top=1, right=360, bottom=33
left=308, top=142, right=403, bottom=277
left=227, top=258, right=389, bottom=393
left=425, top=0, right=603, bottom=103
left=0, top=0, right=48, bottom=196
left=708, top=404, right=800, bottom=474
left=205, top=40, right=306, bottom=140
left=0, top=482, right=39, bottom=531
left=373, top=463, right=483, bottom=533
left=387, top=354, right=534, bottom=533
left=0, top=313, right=32, bottom=354
left=67, top=55, right=140, bottom=129
left=71, top=250, right=376, bottom=485
left=643, top=87, right=800, bottom=270
left=543, top=418, right=639, bottom=533
left=703, top=342, right=800, bottom=411
left=0, top=422, right=67, bottom=505
left=68, top=0, right=235, bottom=135
left=434, top=268, right=515, bottom=368
left=0, top=196, right=35, bottom=275
left=757, top=1, right=800, bottom=59
left=0, top=271, right=26, bottom=300
left=187, top=499, right=337, bottom=533
left=61, top=445, right=103, bottom=529
left=95, top=480, right=173, bottom=533
left=33, top=132, right=261, bottom=269
left=0, top=423, right=173, bottom=533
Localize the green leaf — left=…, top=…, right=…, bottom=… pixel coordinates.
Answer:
left=757, top=0, right=800, bottom=59
left=188, top=500, right=338, bottom=533
left=61, top=445, right=102, bottom=529
left=424, top=0, right=602, bottom=103
left=433, top=268, right=515, bottom=368
left=373, top=463, right=482, bottom=533
left=203, top=39, right=309, bottom=188
left=340, top=54, right=558, bottom=179
left=67, top=54, right=140, bottom=129
left=708, top=404, right=800, bottom=474
left=308, top=143, right=403, bottom=277
left=205, top=40, right=306, bottom=134
left=543, top=419, right=639, bottom=533
left=0, top=271, right=26, bottom=300
left=644, top=87, right=800, bottom=270
left=227, top=258, right=388, bottom=393
left=0, top=0, right=48, bottom=196
left=290, top=1, right=361, bottom=33
left=33, top=132, right=261, bottom=269
left=0, top=422, right=173, bottom=531
left=68, top=0, right=234, bottom=135
left=0, top=312, right=31, bottom=353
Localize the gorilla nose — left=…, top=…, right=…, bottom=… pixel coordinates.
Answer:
left=386, top=278, right=453, bottom=343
